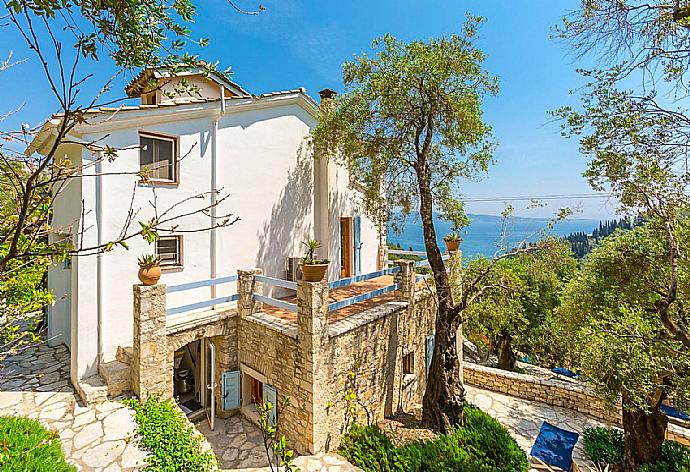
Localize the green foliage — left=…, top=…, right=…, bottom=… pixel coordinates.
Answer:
left=0, top=416, right=75, bottom=471
left=339, top=406, right=528, bottom=472
left=5, top=0, right=208, bottom=70
left=0, top=238, right=53, bottom=359
left=124, top=395, right=216, bottom=471
left=463, top=239, right=577, bottom=369
left=564, top=217, right=639, bottom=259
left=137, top=254, right=161, bottom=268
left=311, top=16, right=498, bottom=238
left=583, top=427, right=690, bottom=472
left=583, top=427, right=624, bottom=465
left=256, top=397, right=299, bottom=472
left=556, top=220, right=690, bottom=413
left=300, top=239, right=329, bottom=265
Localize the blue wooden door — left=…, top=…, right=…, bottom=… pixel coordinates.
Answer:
left=222, top=370, right=240, bottom=411
left=426, top=334, right=435, bottom=375
left=263, top=384, right=278, bottom=425
left=354, top=215, right=362, bottom=275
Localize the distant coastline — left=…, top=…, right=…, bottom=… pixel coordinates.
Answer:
left=387, top=213, right=600, bottom=258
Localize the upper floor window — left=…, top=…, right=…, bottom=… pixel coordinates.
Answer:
left=156, top=235, right=182, bottom=267
left=140, top=133, right=177, bottom=183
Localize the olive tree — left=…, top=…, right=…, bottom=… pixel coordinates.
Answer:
left=463, top=239, right=576, bottom=371
left=555, top=4, right=690, bottom=465
left=556, top=221, right=690, bottom=468
left=312, top=16, right=500, bottom=432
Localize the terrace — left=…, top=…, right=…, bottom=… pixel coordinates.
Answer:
left=163, top=249, right=444, bottom=330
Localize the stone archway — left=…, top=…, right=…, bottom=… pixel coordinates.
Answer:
left=167, top=315, right=239, bottom=417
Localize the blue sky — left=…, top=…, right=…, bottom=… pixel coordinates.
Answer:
left=0, top=0, right=618, bottom=219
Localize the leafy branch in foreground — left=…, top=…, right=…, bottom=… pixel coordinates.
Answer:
left=257, top=396, right=300, bottom=472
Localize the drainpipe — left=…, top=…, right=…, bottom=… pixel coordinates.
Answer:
left=210, top=88, right=226, bottom=300
left=95, top=150, right=104, bottom=368
left=211, top=117, right=218, bottom=300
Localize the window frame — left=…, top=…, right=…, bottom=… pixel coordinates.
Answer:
left=155, top=235, right=183, bottom=269
left=139, top=131, right=180, bottom=186
left=402, top=351, right=415, bottom=376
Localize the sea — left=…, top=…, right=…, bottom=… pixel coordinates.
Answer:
left=387, top=213, right=600, bottom=259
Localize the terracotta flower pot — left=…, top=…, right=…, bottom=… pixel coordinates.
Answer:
left=444, top=239, right=460, bottom=253
left=300, top=263, right=328, bottom=282
left=138, top=265, right=161, bottom=286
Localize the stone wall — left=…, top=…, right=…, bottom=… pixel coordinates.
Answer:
left=314, top=284, right=437, bottom=452
left=463, top=362, right=622, bottom=425
left=132, top=284, right=171, bottom=399
left=238, top=315, right=314, bottom=454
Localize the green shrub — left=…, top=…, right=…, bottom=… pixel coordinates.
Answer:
left=124, top=395, right=216, bottom=471
left=583, top=427, right=624, bottom=464
left=0, top=416, right=75, bottom=471
left=339, top=405, right=528, bottom=472
left=583, top=426, right=690, bottom=471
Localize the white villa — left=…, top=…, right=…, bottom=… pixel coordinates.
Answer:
left=30, top=68, right=382, bottom=391
left=28, top=67, right=440, bottom=455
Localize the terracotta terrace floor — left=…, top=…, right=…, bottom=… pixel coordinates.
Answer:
left=262, top=275, right=426, bottom=324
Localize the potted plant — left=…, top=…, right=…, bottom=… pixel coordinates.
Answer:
left=137, top=254, right=161, bottom=286
left=300, top=239, right=330, bottom=282
left=443, top=232, right=461, bottom=253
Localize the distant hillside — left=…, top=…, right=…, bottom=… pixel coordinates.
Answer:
left=564, top=217, right=640, bottom=258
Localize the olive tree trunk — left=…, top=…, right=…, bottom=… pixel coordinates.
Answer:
left=622, top=402, right=667, bottom=470
left=495, top=330, right=517, bottom=371
left=415, top=153, right=465, bottom=433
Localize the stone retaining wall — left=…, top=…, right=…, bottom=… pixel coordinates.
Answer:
left=314, top=282, right=437, bottom=453
left=238, top=315, right=313, bottom=454
left=463, top=362, right=622, bottom=425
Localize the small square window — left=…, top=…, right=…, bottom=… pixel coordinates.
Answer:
left=156, top=236, right=182, bottom=267
left=140, top=133, right=177, bottom=183
left=403, top=352, right=415, bottom=376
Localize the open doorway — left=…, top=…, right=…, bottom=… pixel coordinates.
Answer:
left=340, top=217, right=352, bottom=278
left=174, top=338, right=217, bottom=428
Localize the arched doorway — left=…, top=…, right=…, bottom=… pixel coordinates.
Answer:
left=173, top=338, right=217, bottom=429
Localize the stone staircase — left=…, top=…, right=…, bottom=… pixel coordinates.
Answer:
left=77, top=346, right=134, bottom=404
left=99, top=346, right=134, bottom=398
left=76, top=374, right=109, bottom=403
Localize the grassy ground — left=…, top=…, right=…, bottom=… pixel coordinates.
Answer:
left=0, top=416, right=75, bottom=471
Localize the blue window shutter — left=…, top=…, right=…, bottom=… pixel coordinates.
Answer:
left=426, top=334, right=435, bottom=376
left=263, top=384, right=278, bottom=425
left=222, top=370, right=240, bottom=410
left=354, top=216, right=362, bottom=276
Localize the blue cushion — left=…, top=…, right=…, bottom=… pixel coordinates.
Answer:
left=551, top=367, right=580, bottom=379
left=661, top=404, right=690, bottom=421
left=530, top=421, right=579, bottom=471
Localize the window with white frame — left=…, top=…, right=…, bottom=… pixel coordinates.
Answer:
left=156, top=236, right=182, bottom=267
left=140, top=133, right=177, bottom=183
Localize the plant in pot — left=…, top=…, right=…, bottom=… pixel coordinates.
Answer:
left=137, top=254, right=161, bottom=286
left=443, top=232, right=462, bottom=253
left=300, top=239, right=330, bottom=282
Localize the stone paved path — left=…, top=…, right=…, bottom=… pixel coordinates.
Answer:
left=0, top=342, right=148, bottom=471
left=466, top=384, right=603, bottom=468
left=197, top=415, right=360, bottom=471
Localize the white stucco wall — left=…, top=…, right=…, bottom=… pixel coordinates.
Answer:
left=48, top=94, right=383, bottom=380
left=47, top=143, right=83, bottom=350
left=325, top=160, right=383, bottom=280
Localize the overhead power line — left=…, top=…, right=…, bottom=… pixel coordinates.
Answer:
left=461, top=193, right=613, bottom=203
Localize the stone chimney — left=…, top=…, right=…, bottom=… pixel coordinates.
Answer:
left=318, top=88, right=337, bottom=102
